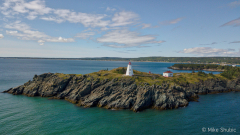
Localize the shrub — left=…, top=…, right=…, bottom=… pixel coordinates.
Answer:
left=220, top=67, right=240, bottom=79
left=114, top=67, right=126, bottom=74
left=198, top=71, right=207, bottom=76
left=208, top=72, right=214, bottom=76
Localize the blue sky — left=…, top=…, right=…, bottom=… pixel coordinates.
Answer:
left=0, top=0, right=240, bottom=58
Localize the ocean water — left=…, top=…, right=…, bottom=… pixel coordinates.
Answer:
left=0, top=59, right=239, bottom=135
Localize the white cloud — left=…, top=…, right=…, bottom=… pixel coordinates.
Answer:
left=0, top=1, right=164, bottom=47
left=75, top=32, right=95, bottom=39
left=1, top=0, right=110, bottom=28
left=53, top=10, right=110, bottom=27
left=5, top=21, right=49, bottom=40
left=142, top=23, right=151, bottom=29
left=228, top=0, right=240, bottom=7
left=46, top=37, right=74, bottom=42
left=100, top=27, right=109, bottom=31
left=6, top=30, right=18, bottom=34
left=13, top=2, right=29, bottom=13
left=38, top=39, right=44, bottom=45
left=5, top=21, right=74, bottom=45
left=37, top=39, right=44, bottom=42
left=179, top=47, right=240, bottom=56
left=38, top=37, right=74, bottom=45
left=24, top=0, right=52, bottom=14
left=153, top=40, right=165, bottom=44
left=110, top=11, right=139, bottom=27
left=106, top=7, right=116, bottom=11
left=40, top=16, right=64, bottom=23
left=97, top=29, right=165, bottom=48
left=5, top=20, right=30, bottom=31
left=160, top=17, right=184, bottom=25
left=53, top=9, right=70, bottom=17
left=0, top=0, right=151, bottom=30
left=1, top=0, right=52, bottom=18
left=0, top=34, right=4, bottom=39
left=221, top=17, right=240, bottom=27
left=26, top=12, right=38, bottom=20
left=40, top=9, right=110, bottom=27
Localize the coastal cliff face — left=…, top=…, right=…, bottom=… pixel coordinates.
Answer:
left=3, top=69, right=240, bottom=112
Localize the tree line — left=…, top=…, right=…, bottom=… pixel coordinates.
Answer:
left=172, top=63, right=240, bottom=80
left=171, top=63, right=228, bottom=70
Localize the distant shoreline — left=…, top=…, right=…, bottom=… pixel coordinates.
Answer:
left=0, top=57, right=239, bottom=65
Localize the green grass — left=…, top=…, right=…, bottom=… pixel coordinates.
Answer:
left=55, top=73, right=72, bottom=79
left=54, top=67, right=230, bottom=86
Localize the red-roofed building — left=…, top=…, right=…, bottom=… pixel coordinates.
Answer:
left=163, top=71, right=173, bottom=77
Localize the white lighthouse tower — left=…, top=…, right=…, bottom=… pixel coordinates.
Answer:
left=126, top=62, right=134, bottom=76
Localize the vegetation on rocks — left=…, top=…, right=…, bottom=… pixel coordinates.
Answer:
left=221, top=67, right=240, bottom=80
left=169, top=63, right=230, bottom=71
left=170, top=63, right=240, bottom=80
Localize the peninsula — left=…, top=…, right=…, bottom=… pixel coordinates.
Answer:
left=168, top=63, right=230, bottom=72
left=3, top=67, right=240, bottom=112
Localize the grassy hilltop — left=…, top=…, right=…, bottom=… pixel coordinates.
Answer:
left=55, top=67, right=228, bottom=86
left=54, top=62, right=240, bottom=87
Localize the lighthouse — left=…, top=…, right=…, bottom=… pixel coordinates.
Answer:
left=126, top=62, right=134, bottom=76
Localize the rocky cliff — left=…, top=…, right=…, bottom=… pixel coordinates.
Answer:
left=3, top=68, right=240, bottom=112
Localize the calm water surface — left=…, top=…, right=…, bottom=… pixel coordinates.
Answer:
left=0, top=59, right=239, bottom=134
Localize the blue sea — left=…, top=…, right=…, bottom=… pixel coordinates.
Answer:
left=0, top=59, right=239, bottom=134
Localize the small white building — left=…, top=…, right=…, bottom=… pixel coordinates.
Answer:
left=163, top=71, right=173, bottom=77
left=232, top=65, right=236, bottom=67
left=126, top=62, right=134, bottom=76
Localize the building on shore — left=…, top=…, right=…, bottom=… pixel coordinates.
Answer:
left=163, top=71, right=173, bottom=77
left=126, top=62, right=134, bottom=76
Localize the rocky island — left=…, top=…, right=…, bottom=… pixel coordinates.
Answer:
left=3, top=67, right=240, bottom=112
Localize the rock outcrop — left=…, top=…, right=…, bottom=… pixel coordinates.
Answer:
left=3, top=70, right=240, bottom=112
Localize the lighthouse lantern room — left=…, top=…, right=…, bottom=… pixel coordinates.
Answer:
left=126, top=62, right=134, bottom=76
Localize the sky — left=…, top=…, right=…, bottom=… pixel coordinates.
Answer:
left=0, top=0, right=240, bottom=58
